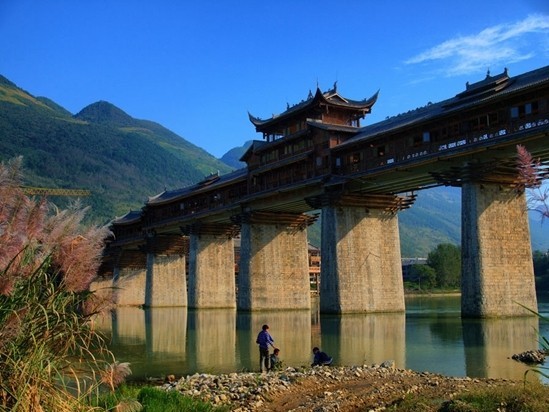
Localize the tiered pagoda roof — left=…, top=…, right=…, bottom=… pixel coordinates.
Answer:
left=248, top=83, right=379, bottom=131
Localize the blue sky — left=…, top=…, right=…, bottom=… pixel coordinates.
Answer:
left=1, top=1, right=548, bottom=158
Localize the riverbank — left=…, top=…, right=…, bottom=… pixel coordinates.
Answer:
left=404, top=289, right=461, bottom=296
left=161, top=362, right=537, bottom=411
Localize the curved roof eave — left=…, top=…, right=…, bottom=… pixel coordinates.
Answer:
left=146, top=168, right=249, bottom=206
left=111, top=210, right=143, bottom=225
left=248, top=88, right=379, bottom=129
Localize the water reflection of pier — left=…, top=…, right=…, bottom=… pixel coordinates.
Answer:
left=186, top=309, right=236, bottom=372
left=94, top=307, right=188, bottom=378
left=319, top=313, right=406, bottom=367
left=93, top=305, right=542, bottom=381
left=463, top=317, right=539, bottom=380
left=237, top=310, right=312, bottom=369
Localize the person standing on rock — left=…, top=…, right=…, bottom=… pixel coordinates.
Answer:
left=256, top=324, right=276, bottom=372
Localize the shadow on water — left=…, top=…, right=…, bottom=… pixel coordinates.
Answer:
left=94, top=294, right=548, bottom=382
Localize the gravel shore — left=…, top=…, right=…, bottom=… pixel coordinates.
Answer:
left=162, top=362, right=523, bottom=411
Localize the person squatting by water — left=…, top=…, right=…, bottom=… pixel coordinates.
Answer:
left=256, top=324, right=277, bottom=372
left=312, top=347, right=333, bottom=366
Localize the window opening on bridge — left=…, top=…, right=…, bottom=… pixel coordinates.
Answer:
left=511, top=101, right=539, bottom=119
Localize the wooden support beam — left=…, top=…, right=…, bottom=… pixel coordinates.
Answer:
left=306, top=193, right=416, bottom=212
left=181, top=223, right=240, bottom=238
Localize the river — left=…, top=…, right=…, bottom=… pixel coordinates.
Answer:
left=95, top=293, right=549, bottom=382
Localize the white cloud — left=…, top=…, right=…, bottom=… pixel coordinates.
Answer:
left=405, top=14, right=549, bottom=76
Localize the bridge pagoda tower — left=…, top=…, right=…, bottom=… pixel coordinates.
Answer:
left=243, top=84, right=380, bottom=311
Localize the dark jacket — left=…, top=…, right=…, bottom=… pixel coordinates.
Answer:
left=312, top=351, right=333, bottom=366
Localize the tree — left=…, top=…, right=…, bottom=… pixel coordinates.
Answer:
left=533, top=250, right=549, bottom=291
left=408, top=264, right=437, bottom=290
left=516, top=144, right=549, bottom=222
left=427, top=243, right=461, bottom=288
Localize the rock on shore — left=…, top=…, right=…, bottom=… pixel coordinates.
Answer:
left=162, top=362, right=520, bottom=411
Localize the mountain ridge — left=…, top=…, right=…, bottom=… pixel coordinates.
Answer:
left=0, top=75, right=233, bottom=224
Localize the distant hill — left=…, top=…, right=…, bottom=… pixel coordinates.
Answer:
left=0, top=74, right=232, bottom=224
left=219, top=140, right=252, bottom=169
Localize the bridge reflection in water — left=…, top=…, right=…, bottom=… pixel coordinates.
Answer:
left=93, top=296, right=543, bottom=382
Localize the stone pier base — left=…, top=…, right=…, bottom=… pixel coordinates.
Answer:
left=320, top=206, right=404, bottom=313
left=188, top=234, right=236, bottom=308
left=144, top=254, right=187, bottom=307
left=461, top=183, right=537, bottom=317
left=238, top=217, right=311, bottom=311
left=114, top=266, right=147, bottom=306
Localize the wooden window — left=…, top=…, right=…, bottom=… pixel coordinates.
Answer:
left=511, top=106, right=519, bottom=118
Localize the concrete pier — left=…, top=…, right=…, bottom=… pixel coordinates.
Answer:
left=114, top=266, right=147, bottom=306
left=461, top=182, right=537, bottom=317
left=237, top=212, right=314, bottom=311
left=144, top=253, right=187, bottom=307
left=188, top=231, right=236, bottom=309
left=319, top=194, right=408, bottom=313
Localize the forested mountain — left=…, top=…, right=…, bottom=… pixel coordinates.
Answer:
left=219, top=140, right=252, bottom=169
left=1, top=74, right=546, bottom=255
left=0, top=75, right=232, bottom=224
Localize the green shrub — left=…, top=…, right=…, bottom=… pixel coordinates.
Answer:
left=388, top=383, right=549, bottom=412
left=441, top=383, right=549, bottom=412
left=137, top=387, right=230, bottom=412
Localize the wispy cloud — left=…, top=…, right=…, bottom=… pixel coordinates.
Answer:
left=405, top=14, right=549, bottom=76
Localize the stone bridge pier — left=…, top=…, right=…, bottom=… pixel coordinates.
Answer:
left=313, top=194, right=415, bottom=314
left=144, top=235, right=187, bottom=307
left=184, top=223, right=238, bottom=309
left=107, top=235, right=187, bottom=307
left=235, top=211, right=317, bottom=311
left=112, top=249, right=147, bottom=306
left=461, top=182, right=537, bottom=317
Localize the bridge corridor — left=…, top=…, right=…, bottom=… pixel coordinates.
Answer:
left=97, top=65, right=549, bottom=317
